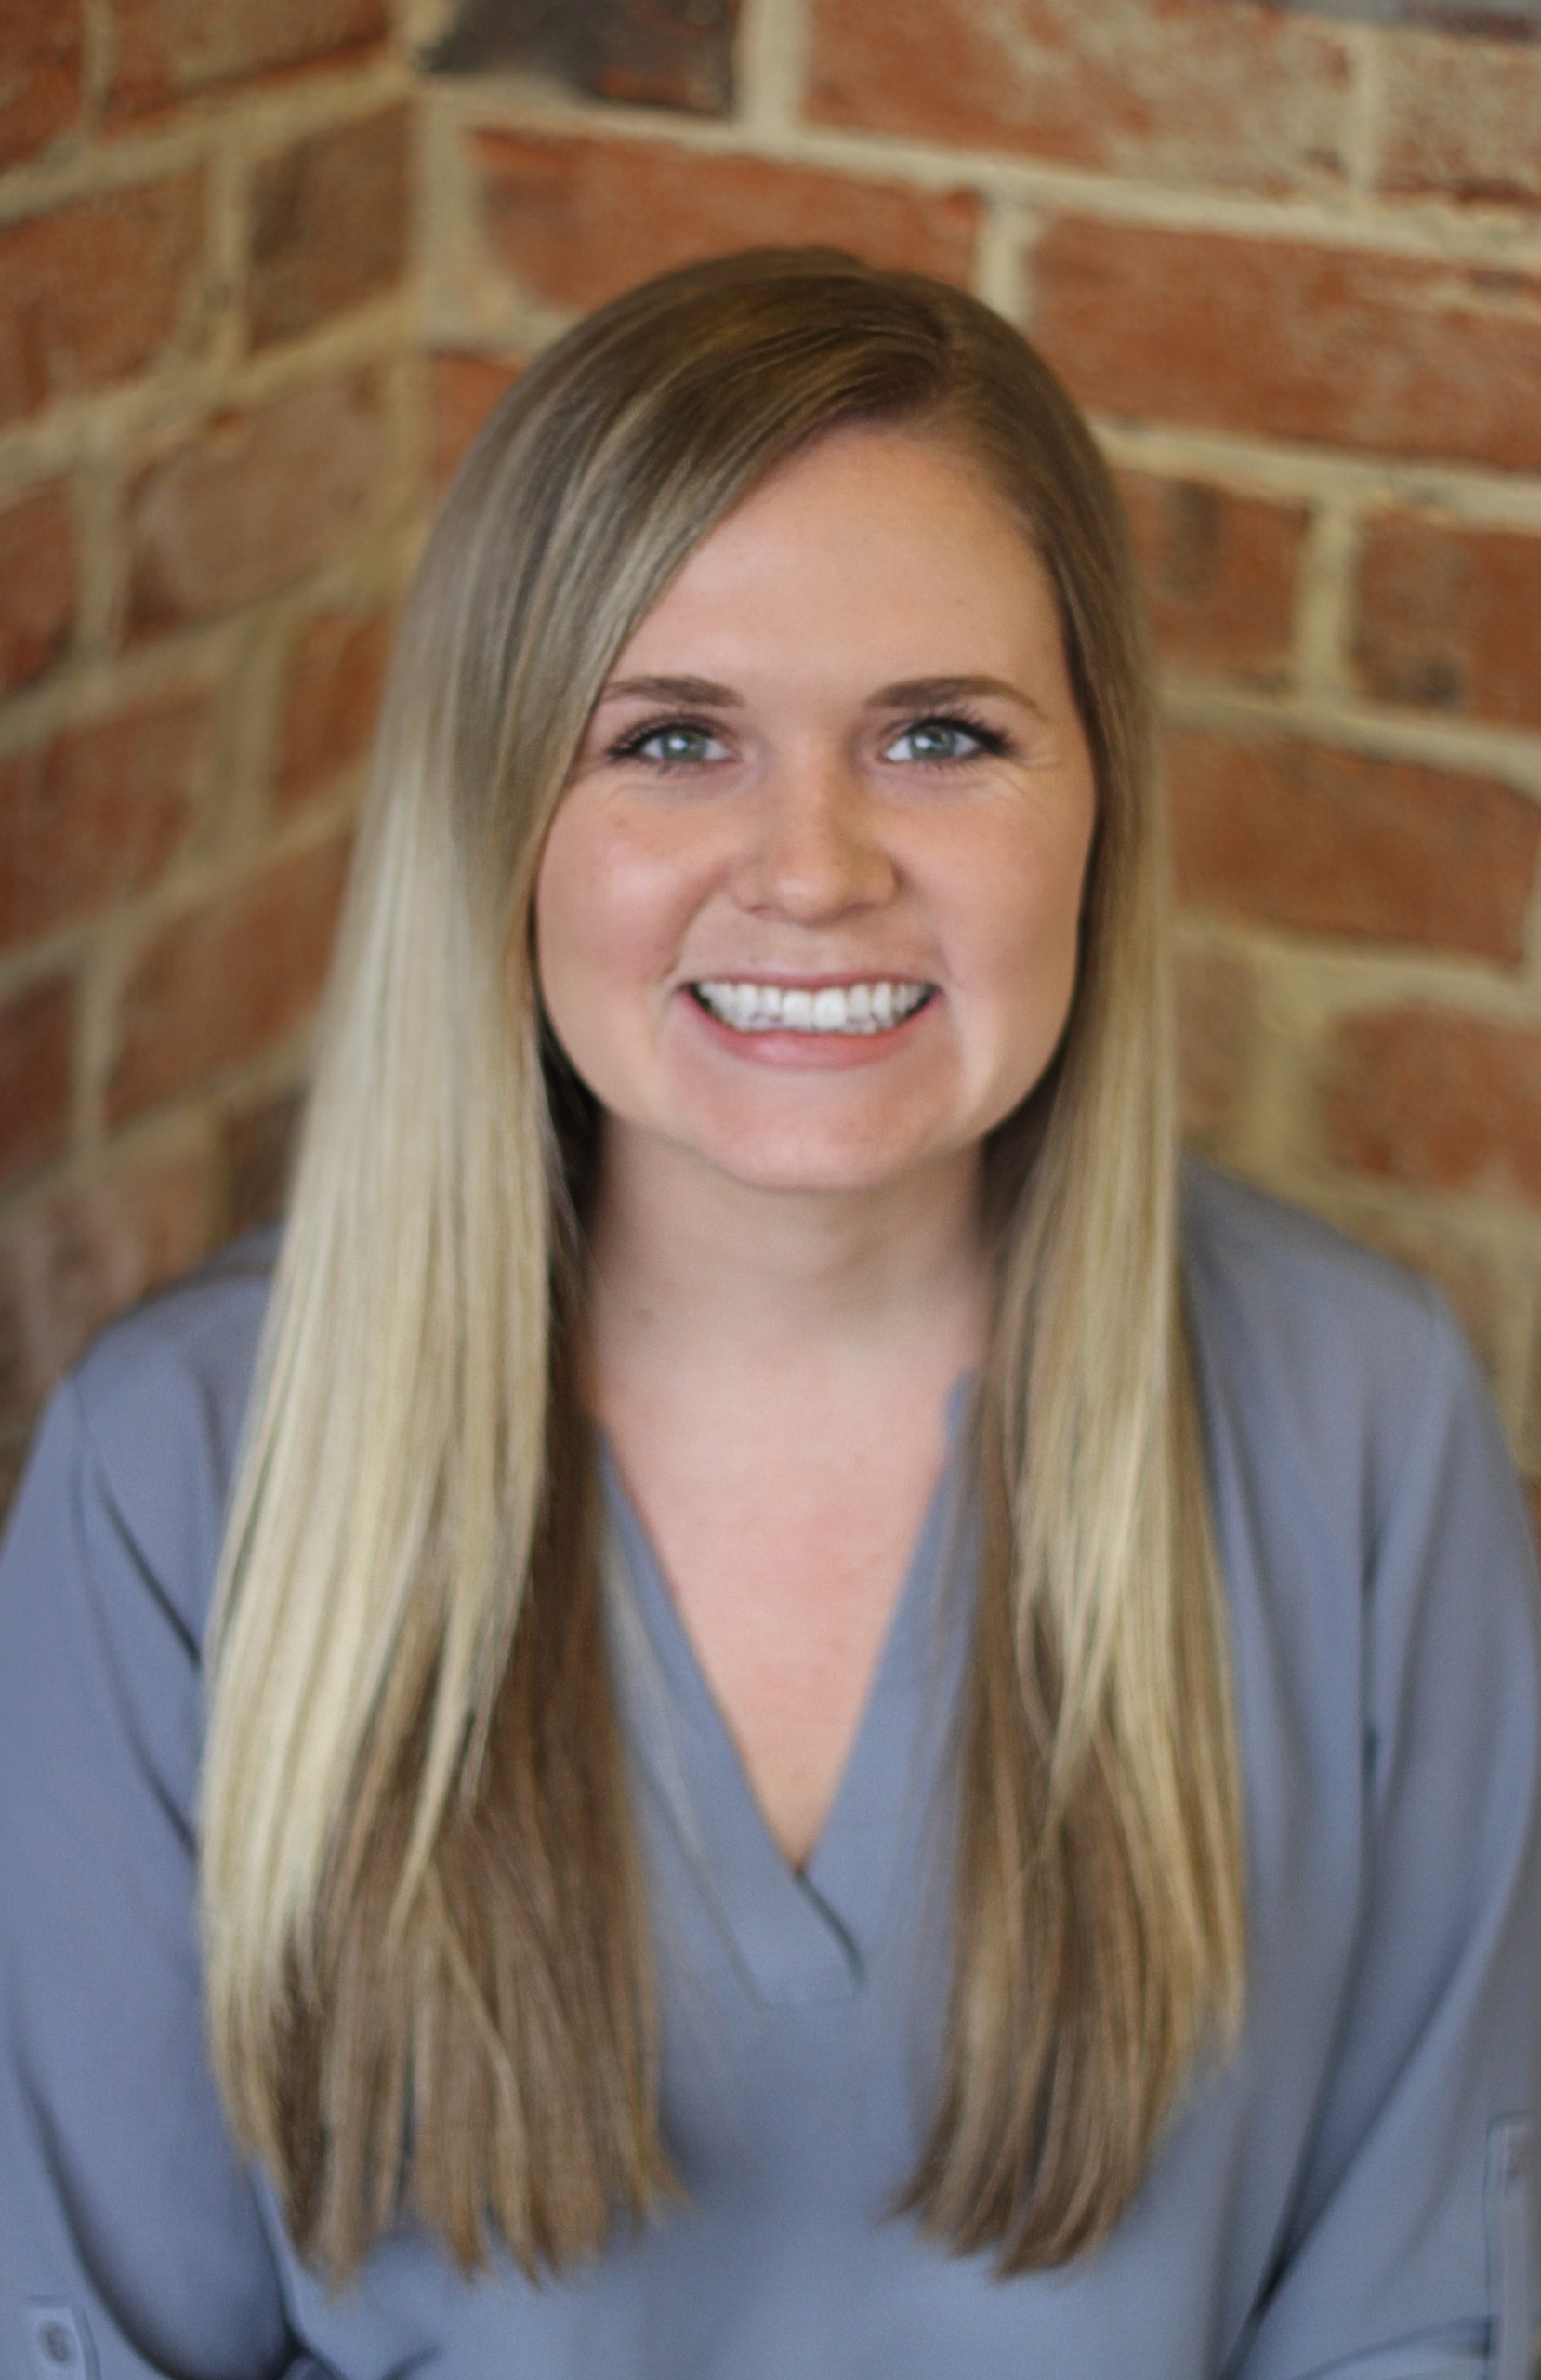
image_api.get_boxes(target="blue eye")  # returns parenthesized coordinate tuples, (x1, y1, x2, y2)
(884, 715, 1008, 764)
(614, 721, 730, 766)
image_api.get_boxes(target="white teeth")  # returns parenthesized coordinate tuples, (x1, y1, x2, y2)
(692, 980, 931, 1035)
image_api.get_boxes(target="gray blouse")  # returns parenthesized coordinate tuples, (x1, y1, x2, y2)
(2, 1163, 1538, 2379)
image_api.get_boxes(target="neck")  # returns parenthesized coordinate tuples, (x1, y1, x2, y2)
(586, 1128, 990, 1407)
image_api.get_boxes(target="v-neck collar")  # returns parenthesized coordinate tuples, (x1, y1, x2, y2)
(600, 1392, 976, 2010)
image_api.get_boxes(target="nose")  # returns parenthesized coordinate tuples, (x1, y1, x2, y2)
(728, 749, 896, 922)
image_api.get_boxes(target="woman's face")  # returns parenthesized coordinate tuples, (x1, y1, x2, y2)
(535, 427, 1098, 1202)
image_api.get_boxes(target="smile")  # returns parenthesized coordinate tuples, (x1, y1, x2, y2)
(691, 979, 933, 1035)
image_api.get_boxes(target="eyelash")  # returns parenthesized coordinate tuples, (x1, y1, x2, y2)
(889, 708, 1014, 764)
(605, 707, 1015, 770)
(606, 714, 726, 767)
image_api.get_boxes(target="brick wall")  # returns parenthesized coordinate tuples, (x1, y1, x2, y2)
(0, 0, 418, 1501)
(5, 0, 1541, 1529)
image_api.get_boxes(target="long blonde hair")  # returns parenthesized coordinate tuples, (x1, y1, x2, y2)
(199, 249, 1244, 2280)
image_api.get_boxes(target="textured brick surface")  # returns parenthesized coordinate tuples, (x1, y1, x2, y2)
(250, 103, 412, 350)
(1377, 33, 1541, 211)
(0, 977, 73, 1187)
(0, 0, 83, 168)
(125, 372, 388, 633)
(4, 0, 1541, 1509)
(107, 0, 389, 122)
(1324, 1010, 1541, 1205)
(1167, 727, 1540, 960)
(1118, 471, 1305, 683)
(0, 690, 207, 952)
(222, 1083, 303, 1235)
(430, 350, 520, 495)
(0, 1144, 213, 1420)
(1033, 217, 1541, 471)
(0, 174, 204, 425)
(1176, 946, 1255, 1142)
(108, 836, 351, 1122)
(1353, 516, 1541, 731)
(807, 0, 1352, 193)
(472, 130, 980, 313)
(276, 606, 392, 808)
(0, 482, 76, 696)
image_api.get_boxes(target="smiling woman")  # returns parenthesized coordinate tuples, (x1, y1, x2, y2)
(1, 252, 1537, 2380)
(536, 430, 1095, 1200)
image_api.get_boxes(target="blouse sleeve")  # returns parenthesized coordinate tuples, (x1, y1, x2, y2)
(1232, 1301, 1541, 2380)
(0, 1375, 305, 2380)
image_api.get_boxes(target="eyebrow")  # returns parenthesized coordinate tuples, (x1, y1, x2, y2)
(596, 671, 1048, 720)
(866, 674, 1048, 721)
(597, 674, 743, 707)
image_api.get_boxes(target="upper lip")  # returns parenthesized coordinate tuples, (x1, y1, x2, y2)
(686, 970, 934, 987)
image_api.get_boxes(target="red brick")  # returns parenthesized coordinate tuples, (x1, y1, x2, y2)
(0, 0, 82, 167)
(808, 0, 1351, 193)
(581, 0, 737, 113)
(0, 689, 206, 953)
(250, 104, 411, 350)
(0, 1426, 30, 1525)
(1176, 946, 1254, 1143)
(1352, 516, 1541, 733)
(1377, 33, 1541, 211)
(107, 0, 388, 122)
(0, 174, 204, 427)
(1323, 1008, 1541, 1205)
(222, 1082, 303, 1234)
(1032, 216, 1541, 473)
(430, 350, 520, 496)
(1168, 727, 1540, 961)
(276, 607, 392, 809)
(125, 372, 388, 634)
(1118, 471, 1304, 684)
(0, 974, 73, 1186)
(0, 1143, 212, 1420)
(472, 130, 980, 315)
(108, 836, 350, 1121)
(0, 481, 76, 695)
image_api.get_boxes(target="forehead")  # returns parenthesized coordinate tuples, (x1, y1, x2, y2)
(613, 426, 1063, 681)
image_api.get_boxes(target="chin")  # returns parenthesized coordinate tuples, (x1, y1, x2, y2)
(677, 1117, 956, 1199)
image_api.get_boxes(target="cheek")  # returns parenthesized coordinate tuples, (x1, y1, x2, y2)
(533, 800, 705, 1069)
(946, 805, 1092, 1028)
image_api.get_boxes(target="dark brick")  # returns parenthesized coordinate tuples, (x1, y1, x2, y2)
(249, 104, 411, 350)
(0, 974, 73, 1186)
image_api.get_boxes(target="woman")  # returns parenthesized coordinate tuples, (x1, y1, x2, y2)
(1, 250, 1536, 2378)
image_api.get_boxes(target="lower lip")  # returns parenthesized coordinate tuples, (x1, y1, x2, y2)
(679, 988, 937, 1069)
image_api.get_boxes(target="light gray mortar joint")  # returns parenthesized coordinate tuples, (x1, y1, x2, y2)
(1341, 24, 1386, 197)
(737, 0, 810, 136)
(974, 202, 1028, 320)
(80, 0, 114, 123)
(1296, 504, 1360, 699)
(1520, 847, 1541, 986)
(72, 455, 125, 660)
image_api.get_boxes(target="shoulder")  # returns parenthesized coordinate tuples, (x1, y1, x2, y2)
(54, 1228, 279, 1647)
(1180, 1156, 1442, 1395)
(1179, 1157, 1464, 1555)
(1179, 1152, 1455, 1503)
